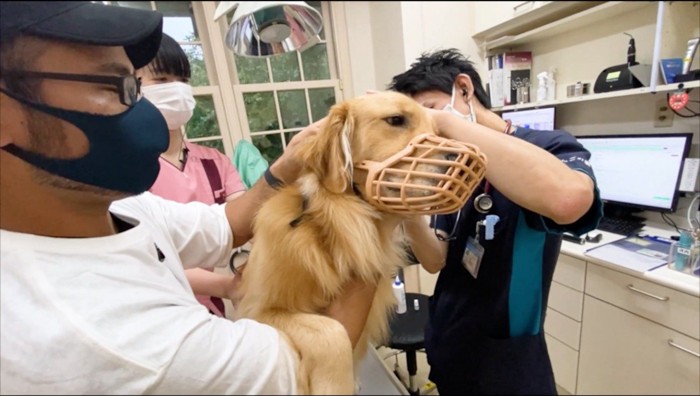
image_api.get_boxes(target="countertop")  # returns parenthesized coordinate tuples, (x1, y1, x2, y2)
(560, 221, 700, 297)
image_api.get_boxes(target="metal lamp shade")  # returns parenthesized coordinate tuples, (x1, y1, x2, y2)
(220, 1, 323, 58)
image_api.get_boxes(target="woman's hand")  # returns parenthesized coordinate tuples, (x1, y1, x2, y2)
(228, 264, 245, 308)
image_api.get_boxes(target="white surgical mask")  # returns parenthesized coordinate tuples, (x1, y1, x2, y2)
(142, 81, 196, 130)
(442, 84, 477, 123)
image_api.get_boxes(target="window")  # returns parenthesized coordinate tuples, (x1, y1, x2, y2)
(110, 1, 343, 163)
(224, 1, 341, 163)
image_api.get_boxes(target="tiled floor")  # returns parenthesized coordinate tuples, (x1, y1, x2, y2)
(376, 346, 568, 396)
(376, 346, 438, 395)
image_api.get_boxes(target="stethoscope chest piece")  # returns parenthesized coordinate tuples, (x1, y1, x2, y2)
(474, 193, 493, 214)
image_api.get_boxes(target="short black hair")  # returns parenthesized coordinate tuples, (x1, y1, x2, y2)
(146, 33, 191, 80)
(387, 48, 491, 109)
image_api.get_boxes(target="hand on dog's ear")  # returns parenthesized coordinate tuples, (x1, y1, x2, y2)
(275, 118, 326, 184)
(299, 103, 354, 194)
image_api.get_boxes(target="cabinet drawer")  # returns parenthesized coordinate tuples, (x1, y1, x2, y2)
(554, 254, 586, 292)
(545, 307, 581, 350)
(548, 281, 584, 321)
(578, 295, 700, 395)
(585, 263, 700, 339)
(545, 333, 578, 395)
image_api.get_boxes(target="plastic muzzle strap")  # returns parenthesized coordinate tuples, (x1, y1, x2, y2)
(355, 133, 487, 215)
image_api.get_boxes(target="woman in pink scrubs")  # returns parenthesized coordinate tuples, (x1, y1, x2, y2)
(138, 34, 246, 318)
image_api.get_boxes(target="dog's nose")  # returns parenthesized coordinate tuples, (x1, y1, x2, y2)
(445, 153, 458, 162)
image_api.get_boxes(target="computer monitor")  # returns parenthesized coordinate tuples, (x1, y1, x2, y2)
(576, 133, 693, 213)
(501, 107, 556, 130)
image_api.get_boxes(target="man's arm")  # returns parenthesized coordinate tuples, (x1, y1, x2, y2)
(223, 120, 325, 248)
(402, 216, 448, 274)
(429, 109, 595, 225)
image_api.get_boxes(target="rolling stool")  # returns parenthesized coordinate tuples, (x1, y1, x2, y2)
(387, 291, 430, 396)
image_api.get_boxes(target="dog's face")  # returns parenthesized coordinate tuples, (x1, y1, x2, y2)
(300, 91, 454, 199)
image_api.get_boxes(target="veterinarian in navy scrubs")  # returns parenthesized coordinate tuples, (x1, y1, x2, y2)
(391, 49, 603, 395)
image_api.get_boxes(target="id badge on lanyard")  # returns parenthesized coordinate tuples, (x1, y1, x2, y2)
(462, 181, 499, 278)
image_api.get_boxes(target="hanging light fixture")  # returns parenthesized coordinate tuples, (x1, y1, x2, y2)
(213, 1, 323, 58)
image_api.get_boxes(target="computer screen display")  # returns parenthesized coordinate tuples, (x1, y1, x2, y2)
(501, 107, 555, 130)
(576, 133, 693, 212)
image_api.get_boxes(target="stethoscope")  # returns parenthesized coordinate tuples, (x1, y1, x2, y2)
(473, 180, 493, 214)
(431, 180, 494, 241)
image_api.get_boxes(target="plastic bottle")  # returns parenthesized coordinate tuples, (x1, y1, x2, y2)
(536, 72, 547, 102)
(546, 69, 557, 101)
(392, 275, 407, 314)
(675, 229, 693, 272)
(691, 241, 700, 276)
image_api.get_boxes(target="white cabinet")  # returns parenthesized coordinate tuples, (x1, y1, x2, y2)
(546, 256, 700, 395)
(544, 253, 586, 394)
(472, 2, 520, 35)
(578, 295, 699, 395)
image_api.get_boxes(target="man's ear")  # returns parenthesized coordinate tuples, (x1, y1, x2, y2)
(455, 73, 475, 103)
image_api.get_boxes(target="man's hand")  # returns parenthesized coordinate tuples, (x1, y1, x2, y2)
(269, 117, 327, 185)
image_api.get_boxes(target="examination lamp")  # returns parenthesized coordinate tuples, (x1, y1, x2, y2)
(213, 1, 323, 58)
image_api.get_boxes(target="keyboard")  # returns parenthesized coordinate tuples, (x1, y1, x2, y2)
(596, 216, 645, 236)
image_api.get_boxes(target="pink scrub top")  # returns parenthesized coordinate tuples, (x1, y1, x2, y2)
(150, 142, 246, 205)
(150, 141, 246, 317)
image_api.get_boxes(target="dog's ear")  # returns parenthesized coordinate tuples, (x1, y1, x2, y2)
(300, 102, 354, 194)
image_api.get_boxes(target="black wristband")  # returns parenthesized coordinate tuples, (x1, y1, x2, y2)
(264, 167, 284, 189)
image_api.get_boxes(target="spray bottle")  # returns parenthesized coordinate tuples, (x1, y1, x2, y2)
(392, 274, 407, 314)
(536, 72, 548, 102)
(547, 69, 557, 101)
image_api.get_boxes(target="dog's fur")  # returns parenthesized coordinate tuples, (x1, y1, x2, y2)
(234, 91, 445, 394)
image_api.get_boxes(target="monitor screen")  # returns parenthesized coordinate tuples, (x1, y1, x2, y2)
(501, 107, 555, 130)
(576, 133, 693, 212)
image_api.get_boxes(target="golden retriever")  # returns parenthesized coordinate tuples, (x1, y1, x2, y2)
(233, 91, 471, 394)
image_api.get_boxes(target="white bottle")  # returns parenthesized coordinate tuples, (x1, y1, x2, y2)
(546, 70, 557, 101)
(392, 275, 407, 314)
(536, 72, 548, 102)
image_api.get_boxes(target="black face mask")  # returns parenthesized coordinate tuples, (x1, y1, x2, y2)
(1, 88, 169, 194)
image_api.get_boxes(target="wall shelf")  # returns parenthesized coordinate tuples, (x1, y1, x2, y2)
(472, 1, 603, 43)
(482, 1, 653, 52)
(493, 80, 699, 112)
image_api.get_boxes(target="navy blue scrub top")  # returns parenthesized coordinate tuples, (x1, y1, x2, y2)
(425, 127, 603, 394)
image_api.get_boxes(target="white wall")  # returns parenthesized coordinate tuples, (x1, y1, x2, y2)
(342, 1, 479, 97)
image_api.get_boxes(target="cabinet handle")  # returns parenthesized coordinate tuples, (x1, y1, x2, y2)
(626, 284, 669, 301)
(668, 339, 700, 358)
(513, 1, 534, 13)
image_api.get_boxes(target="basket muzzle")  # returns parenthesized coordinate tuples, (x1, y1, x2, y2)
(355, 133, 487, 215)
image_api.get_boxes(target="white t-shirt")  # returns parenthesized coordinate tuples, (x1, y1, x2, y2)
(0, 192, 297, 395)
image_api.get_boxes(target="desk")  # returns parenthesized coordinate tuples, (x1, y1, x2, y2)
(548, 221, 700, 395)
(561, 222, 699, 296)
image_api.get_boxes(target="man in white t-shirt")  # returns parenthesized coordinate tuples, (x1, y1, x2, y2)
(0, 2, 376, 394)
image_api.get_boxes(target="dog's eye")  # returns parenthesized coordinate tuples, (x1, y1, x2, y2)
(385, 115, 406, 127)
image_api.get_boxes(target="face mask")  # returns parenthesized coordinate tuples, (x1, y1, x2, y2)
(141, 82, 196, 130)
(0, 88, 169, 194)
(442, 84, 477, 123)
